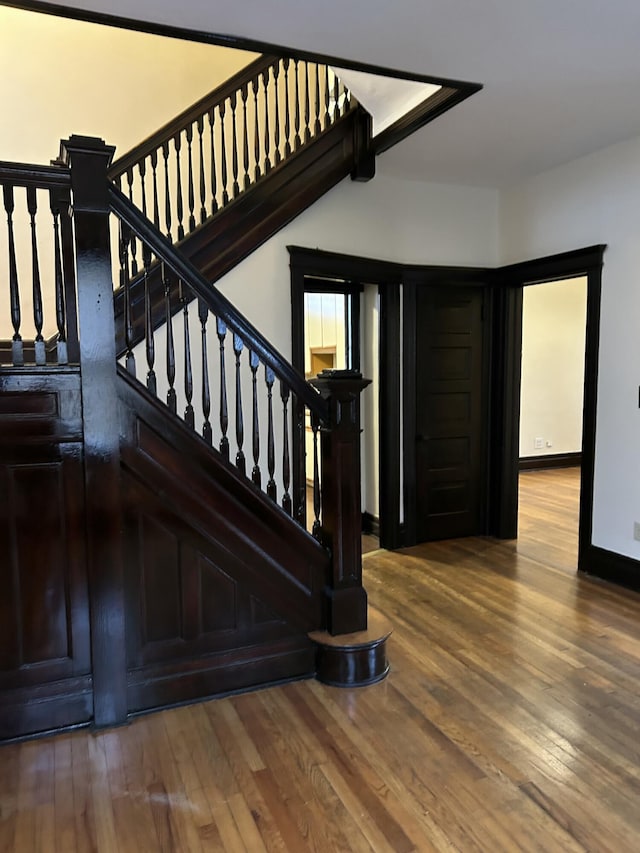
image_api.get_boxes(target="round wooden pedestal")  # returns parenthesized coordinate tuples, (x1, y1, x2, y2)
(309, 607, 392, 687)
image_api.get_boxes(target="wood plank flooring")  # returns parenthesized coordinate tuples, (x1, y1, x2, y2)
(4, 468, 640, 851)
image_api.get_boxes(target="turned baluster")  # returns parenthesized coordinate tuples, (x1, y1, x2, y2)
(273, 61, 282, 165)
(162, 262, 177, 414)
(198, 298, 212, 445)
(323, 66, 332, 129)
(142, 242, 156, 395)
(162, 141, 172, 239)
(217, 317, 229, 459)
(119, 221, 135, 376)
(250, 350, 261, 487)
(241, 83, 251, 189)
(252, 76, 262, 181)
(265, 365, 277, 501)
(311, 410, 322, 539)
(314, 63, 322, 136)
(26, 187, 45, 365)
(283, 58, 292, 157)
(185, 123, 196, 233)
(126, 169, 138, 276)
(174, 133, 185, 240)
(180, 280, 194, 429)
(138, 159, 147, 219)
(334, 75, 341, 121)
(208, 107, 219, 215)
(262, 68, 271, 174)
(3, 185, 22, 365)
(294, 59, 302, 149)
(49, 189, 67, 364)
(281, 382, 292, 515)
(150, 150, 160, 229)
(233, 333, 246, 474)
(219, 101, 229, 206)
(196, 116, 207, 224)
(230, 92, 240, 197)
(304, 62, 311, 142)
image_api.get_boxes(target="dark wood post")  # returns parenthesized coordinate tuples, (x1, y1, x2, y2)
(60, 135, 128, 728)
(310, 369, 371, 635)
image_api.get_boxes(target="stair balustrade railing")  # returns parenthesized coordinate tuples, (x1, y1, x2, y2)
(0, 160, 78, 366)
(108, 55, 356, 247)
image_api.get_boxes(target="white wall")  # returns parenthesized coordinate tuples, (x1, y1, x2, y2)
(501, 133, 640, 559)
(519, 277, 587, 458)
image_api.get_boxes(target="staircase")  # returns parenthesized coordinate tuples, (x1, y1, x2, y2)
(0, 56, 377, 742)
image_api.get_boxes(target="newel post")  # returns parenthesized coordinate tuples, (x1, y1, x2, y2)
(60, 135, 128, 728)
(310, 369, 371, 635)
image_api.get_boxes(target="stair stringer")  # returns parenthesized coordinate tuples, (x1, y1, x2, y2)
(118, 368, 328, 712)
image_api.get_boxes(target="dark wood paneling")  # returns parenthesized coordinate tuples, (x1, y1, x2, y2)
(0, 369, 92, 740)
(580, 545, 640, 590)
(379, 282, 402, 549)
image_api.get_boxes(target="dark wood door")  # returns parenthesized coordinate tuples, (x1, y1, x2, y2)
(414, 285, 487, 541)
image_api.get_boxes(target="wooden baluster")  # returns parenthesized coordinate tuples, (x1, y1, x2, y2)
(208, 107, 219, 215)
(119, 220, 135, 376)
(217, 317, 229, 459)
(150, 150, 160, 229)
(265, 365, 277, 501)
(311, 410, 322, 539)
(197, 115, 207, 224)
(314, 63, 322, 135)
(49, 188, 67, 365)
(185, 123, 196, 232)
(198, 298, 213, 444)
(304, 61, 311, 143)
(180, 280, 195, 429)
(273, 61, 282, 165)
(281, 382, 292, 515)
(142, 241, 156, 395)
(138, 159, 147, 219)
(334, 74, 341, 121)
(162, 140, 172, 239)
(230, 92, 240, 197)
(324, 65, 332, 129)
(241, 83, 251, 189)
(126, 169, 138, 276)
(294, 59, 302, 149)
(250, 350, 261, 487)
(162, 262, 177, 414)
(174, 133, 185, 240)
(233, 333, 246, 475)
(252, 76, 261, 181)
(283, 58, 292, 157)
(4, 184, 22, 366)
(262, 68, 271, 174)
(219, 101, 229, 206)
(26, 186, 45, 365)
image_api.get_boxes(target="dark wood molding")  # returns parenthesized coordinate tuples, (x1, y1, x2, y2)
(362, 511, 380, 537)
(309, 607, 391, 687)
(401, 275, 417, 547)
(519, 452, 582, 471)
(498, 245, 607, 285)
(378, 282, 402, 550)
(288, 245, 403, 283)
(579, 545, 640, 591)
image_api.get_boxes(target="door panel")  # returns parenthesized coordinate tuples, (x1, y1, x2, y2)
(415, 285, 487, 541)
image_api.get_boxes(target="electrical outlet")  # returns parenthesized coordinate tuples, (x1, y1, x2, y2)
(634, 522, 640, 542)
(534, 437, 544, 449)
(546, 440, 553, 447)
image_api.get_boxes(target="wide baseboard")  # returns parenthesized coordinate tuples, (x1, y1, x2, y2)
(519, 452, 581, 471)
(579, 544, 640, 591)
(362, 511, 380, 537)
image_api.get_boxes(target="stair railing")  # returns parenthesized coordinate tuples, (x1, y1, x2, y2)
(108, 55, 356, 247)
(0, 160, 78, 366)
(109, 180, 369, 634)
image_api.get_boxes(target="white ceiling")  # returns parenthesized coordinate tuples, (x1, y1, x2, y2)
(36, 0, 640, 187)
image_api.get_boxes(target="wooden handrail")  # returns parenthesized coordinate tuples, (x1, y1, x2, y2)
(108, 183, 328, 420)
(0, 161, 70, 188)
(109, 55, 277, 178)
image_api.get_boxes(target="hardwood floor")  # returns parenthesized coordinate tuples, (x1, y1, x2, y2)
(4, 468, 640, 852)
